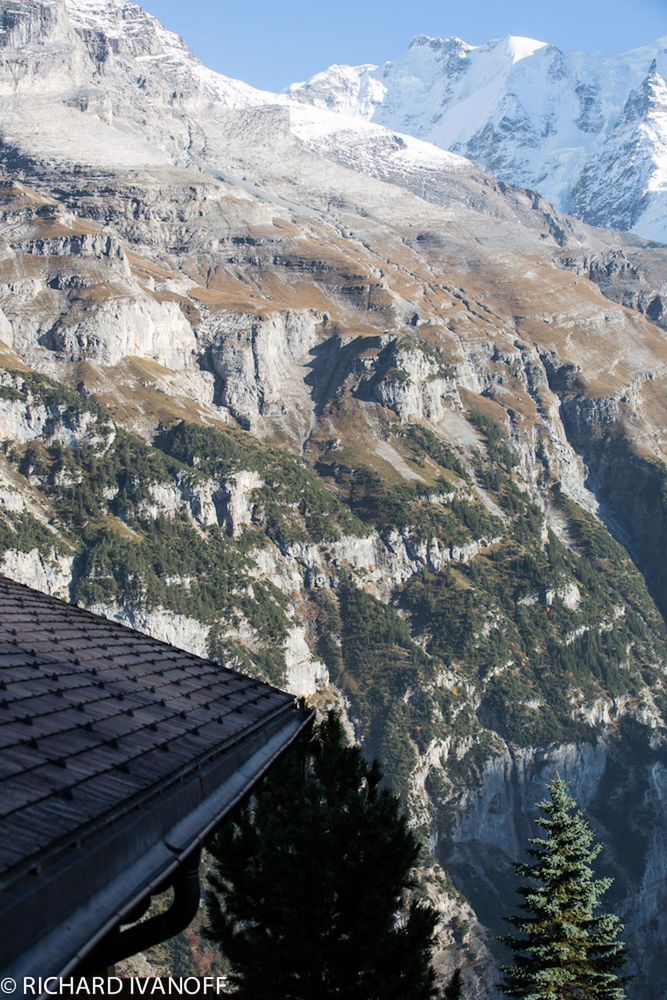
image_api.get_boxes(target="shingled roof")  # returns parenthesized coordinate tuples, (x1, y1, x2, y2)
(0, 574, 309, 982)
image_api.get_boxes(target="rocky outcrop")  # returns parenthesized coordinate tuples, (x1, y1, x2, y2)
(40, 297, 197, 368)
(1, 545, 73, 599)
(557, 392, 667, 621)
(558, 248, 667, 334)
(369, 340, 459, 423)
(88, 601, 210, 658)
(283, 625, 329, 696)
(0, 375, 111, 448)
(209, 310, 324, 436)
(145, 477, 221, 527)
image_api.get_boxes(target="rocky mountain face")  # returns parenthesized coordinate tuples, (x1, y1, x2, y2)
(0, 1, 665, 994)
(287, 33, 667, 243)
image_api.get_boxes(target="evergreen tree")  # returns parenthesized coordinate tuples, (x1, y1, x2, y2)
(205, 710, 440, 999)
(444, 968, 463, 999)
(501, 777, 627, 999)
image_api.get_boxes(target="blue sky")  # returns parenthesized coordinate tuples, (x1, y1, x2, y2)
(142, 0, 666, 92)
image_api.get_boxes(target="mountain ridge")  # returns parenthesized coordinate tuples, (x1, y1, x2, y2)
(287, 32, 667, 243)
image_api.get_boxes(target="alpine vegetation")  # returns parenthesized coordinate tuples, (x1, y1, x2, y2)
(205, 711, 440, 1000)
(501, 778, 627, 999)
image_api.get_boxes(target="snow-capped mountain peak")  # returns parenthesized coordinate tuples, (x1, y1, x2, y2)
(3, 0, 667, 242)
(288, 34, 667, 242)
(497, 34, 549, 63)
(0, 0, 271, 109)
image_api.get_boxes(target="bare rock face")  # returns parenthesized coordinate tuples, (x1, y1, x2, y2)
(219, 470, 264, 537)
(558, 388, 667, 621)
(1, 546, 73, 598)
(283, 626, 329, 696)
(88, 602, 211, 659)
(209, 310, 324, 434)
(557, 246, 667, 337)
(43, 296, 196, 367)
(370, 339, 459, 423)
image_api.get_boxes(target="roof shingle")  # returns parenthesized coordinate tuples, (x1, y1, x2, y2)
(0, 574, 295, 881)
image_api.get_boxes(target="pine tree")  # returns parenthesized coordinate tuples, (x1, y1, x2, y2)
(501, 777, 627, 999)
(444, 968, 463, 999)
(205, 710, 440, 1000)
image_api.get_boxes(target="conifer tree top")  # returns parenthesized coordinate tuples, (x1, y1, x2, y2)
(501, 777, 628, 1000)
(204, 710, 442, 999)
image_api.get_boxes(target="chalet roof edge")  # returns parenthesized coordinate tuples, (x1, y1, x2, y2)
(0, 573, 270, 689)
(0, 572, 313, 983)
